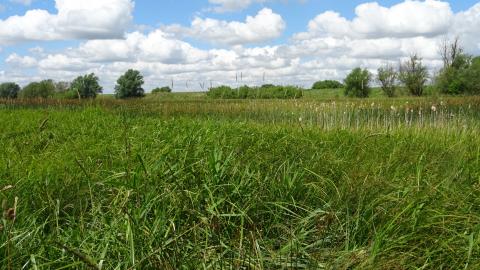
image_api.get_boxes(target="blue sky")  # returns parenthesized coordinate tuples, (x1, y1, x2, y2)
(1, 0, 480, 91)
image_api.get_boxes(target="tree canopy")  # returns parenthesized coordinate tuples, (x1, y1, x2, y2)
(115, 69, 145, 99)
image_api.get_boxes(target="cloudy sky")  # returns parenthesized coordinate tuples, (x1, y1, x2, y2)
(0, 0, 479, 92)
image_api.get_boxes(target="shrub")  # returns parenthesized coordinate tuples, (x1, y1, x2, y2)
(70, 73, 103, 99)
(399, 55, 429, 96)
(19, 80, 55, 99)
(312, 80, 344, 90)
(377, 64, 398, 97)
(344, 68, 371, 98)
(115, 69, 145, 99)
(0, 82, 21, 99)
(207, 86, 236, 99)
(151, 86, 172, 94)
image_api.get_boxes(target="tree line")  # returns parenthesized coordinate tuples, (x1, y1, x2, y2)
(312, 38, 480, 98)
(0, 69, 147, 100)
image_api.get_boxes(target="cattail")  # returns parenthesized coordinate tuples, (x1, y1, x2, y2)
(431, 105, 437, 112)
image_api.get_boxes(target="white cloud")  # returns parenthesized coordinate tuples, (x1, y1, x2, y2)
(5, 53, 37, 68)
(166, 8, 285, 45)
(296, 0, 453, 40)
(0, 0, 134, 44)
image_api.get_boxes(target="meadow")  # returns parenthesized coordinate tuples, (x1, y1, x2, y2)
(1, 91, 480, 269)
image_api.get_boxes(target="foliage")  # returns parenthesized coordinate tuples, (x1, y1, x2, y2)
(463, 56, 480, 94)
(114, 69, 145, 99)
(18, 80, 55, 99)
(344, 68, 372, 98)
(151, 86, 172, 94)
(399, 55, 429, 96)
(207, 85, 303, 99)
(70, 73, 103, 99)
(312, 80, 344, 90)
(0, 82, 21, 99)
(436, 52, 480, 95)
(377, 64, 398, 97)
(54, 81, 71, 93)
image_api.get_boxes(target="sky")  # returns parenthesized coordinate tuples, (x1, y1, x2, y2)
(0, 0, 480, 92)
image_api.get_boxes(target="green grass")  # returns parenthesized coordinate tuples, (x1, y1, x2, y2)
(1, 96, 480, 269)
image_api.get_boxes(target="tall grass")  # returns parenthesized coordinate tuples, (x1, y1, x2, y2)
(0, 96, 479, 269)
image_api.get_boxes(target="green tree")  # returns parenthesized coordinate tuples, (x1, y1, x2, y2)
(435, 38, 471, 95)
(377, 64, 398, 97)
(151, 86, 172, 94)
(70, 73, 103, 99)
(19, 80, 55, 99)
(312, 80, 344, 90)
(399, 55, 429, 96)
(115, 69, 145, 99)
(463, 56, 480, 95)
(0, 82, 21, 99)
(344, 68, 371, 98)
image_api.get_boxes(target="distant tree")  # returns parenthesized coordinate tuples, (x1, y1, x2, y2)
(439, 37, 463, 69)
(0, 82, 21, 99)
(70, 73, 103, 99)
(435, 38, 473, 95)
(115, 69, 145, 99)
(463, 56, 480, 95)
(19, 80, 55, 99)
(399, 55, 429, 96)
(312, 80, 344, 90)
(344, 68, 371, 98)
(377, 64, 398, 97)
(260, 84, 275, 89)
(151, 86, 172, 94)
(54, 81, 71, 93)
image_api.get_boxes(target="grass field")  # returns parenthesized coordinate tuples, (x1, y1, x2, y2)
(1, 93, 480, 269)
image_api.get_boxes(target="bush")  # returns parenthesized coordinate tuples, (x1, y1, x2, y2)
(399, 55, 429, 96)
(19, 80, 55, 99)
(344, 68, 372, 98)
(312, 80, 344, 90)
(151, 86, 172, 94)
(0, 82, 21, 99)
(207, 85, 303, 99)
(70, 73, 103, 99)
(206, 86, 237, 99)
(115, 69, 145, 99)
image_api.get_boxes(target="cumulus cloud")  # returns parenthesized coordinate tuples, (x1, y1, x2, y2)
(5, 53, 37, 68)
(0, 0, 134, 44)
(165, 8, 286, 45)
(296, 0, 453, 40)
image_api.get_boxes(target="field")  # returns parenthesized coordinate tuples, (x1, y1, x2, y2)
(1, 92, 480, 269)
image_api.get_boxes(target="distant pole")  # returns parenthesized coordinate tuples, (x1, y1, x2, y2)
(171, 79, 174, 89)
